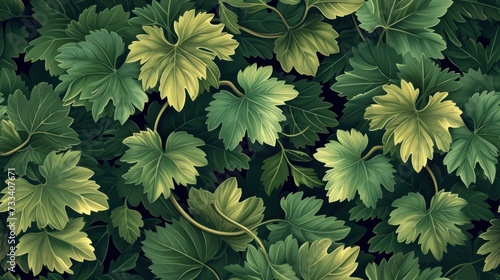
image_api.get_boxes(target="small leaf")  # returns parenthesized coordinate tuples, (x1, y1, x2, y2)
(0, 0, 24, 21)
(108, 253, 139, 274)
(451, 183, 494, 221)
(110, 205, 144, 244)
(366, 252, 446, 280)
(306, 0, 364, 19)
(261, 150, 289, 195)
(289, 165, 323, 188)
(219, 2, 240, 34)
(478, 219, 500, 271)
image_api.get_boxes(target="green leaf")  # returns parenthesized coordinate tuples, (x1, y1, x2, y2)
(267, 192, 350, 244)
(388, 191, 469, 260)
(289, 165, 323, 189)
(305, 0, 364, 19)
(364, 80, 465, 172)
(452, 183, 494, 221)
(235, 33, 274, 59)
(283, 78, 338, 148)
(126, 10, 238, 111)
(142, 218, 221, 279)
(206, 64, 299, 150)
(0, 69, 28, 117)
(188, 177, 265, 251)
(274, 15, 339, 76)
(368, 221, 408, 254)
(55, 30, 147, 124)
(110, 204, 144, 244)
(314, 129, 396, 208)
(444, 0, 500, 21)
(0, 0, 24, 21)
(298, 239, 360, 280)
(0, 120, 22, 154)
(261, 150, 289, 195)
(5, 83, 80, 175)
(444, 91, 500, 186)
(108, 253, 138, 274)
(349, 199, 391, 222)
(331, 42, 402, 99)
(356, 0, 452, 58)
(365, 252, 446, 280)
(201, 130, 250, 173)
(0, 20, 28, 70)
(0, 151, 109, 233)
(454, 69, 500, 106)
(478, 219, 500, 271)
(16, 218, 96, 275)
(121, 129, 208, 202)
(219, 2, 240, 34)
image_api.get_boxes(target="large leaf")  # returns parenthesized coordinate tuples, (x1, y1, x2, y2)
(356, 0, 452, 58)
(55, 30, 147, 124)
(142, 219, 221, 279)
(206, 64, 299, 150)
(444, 91, 500, 186)
(16, 218, 96, 275)
(0, 0, 24, 21)
(298, 239, 360, 280)
(110, 204, 144, 244)
(478, 219, 500, 271)
(0, 151, 109, 234)
(388, 191, 469, 260)
(274, 15, 339, 76)
(126, 10, 238, 111)
(267, 192, 350, 244)
(121, 129, 207, 202)
(188, 177, 265, 251)
(305, 0, 364, 19)
(365, 252, 446, 280)
(314, 129, 396, 208)
(364, 80, 465, 172)
(454, 69, 500, 106)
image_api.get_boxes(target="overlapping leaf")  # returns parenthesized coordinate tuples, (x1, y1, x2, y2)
(365, 80, 465, 172)
(0, 68, 27, 117)
(0, 151, 109, 234)
(206, 64, 299, 150)
(126, 10, 238, 111)
(478, 219, 500, 271)
(305, 0, 364, 19)
(365, 252, 446, 280)
(314, 129, 396, 208)
(0, 0, 24, 21)
(388, 191, 469, 260)
(110, 204, 144, 244)
(121, 129, 207, 202)
(0, 20, 28, 70)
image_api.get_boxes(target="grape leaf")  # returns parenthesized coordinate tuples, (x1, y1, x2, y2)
(126, 10, 238, 111)
(478, 219, 500, 271)
(267, 192, 350, 244)
(0, 0, 24, 21)
(452, 183, 494, 221)
(444, 91, 500, 186)
(388, 191, 469, 260)
(364, 80, 465, 172)
(274, 15, 339, 76)
(55, 30, 147, 125)
(142, 219, 221, 279)
(298, 239, 360, 280)
(0, 151, 109, 234)
(454, 69, 500, 106)
(5, 83, 80, 176)
(356, 0, 452, 58)
(314, 129, 396, 208)
(16, 218, 96, 275)
(110, 204, 144, 244)
(305, 0, 364, 20)
(366, 252, 446, 280)
(121, 129, 208, 202)
(188, 177, 265, 251)
(206, 64, 299, 150)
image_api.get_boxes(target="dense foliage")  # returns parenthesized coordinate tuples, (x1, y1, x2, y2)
(0, 0, 499, 279)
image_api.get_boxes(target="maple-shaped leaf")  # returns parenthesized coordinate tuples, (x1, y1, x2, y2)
(444, 91, 500, 186)
(314, 129, 396, 208)
(452, 183, 494, 221)
(267, 192, 350, 244)
(298, 239, 360, 280)
(188, 177, 265, 251)
(365, 252, 446, 280)
(478, 219, 500, 271)
(55, 30, 148, 125)
(121, 129, 208, 202)
(4, 83, 80, 176)
(0, 68, 27, 117)
(0, 151, 109, 234)
(0, 0, 24, 21)
(388, 191, 469, 260)
(364, 80, 465, 172)
(126, 10, 238, 111)
(142, 218, 221, 279)
(16, 218, 96, 275)
(356, 0, 452, 58)
(110, 204, 144, 244)
(305, 0, 364, 19)
(454, 68, 500, 106)
(274, 15, 339, 76)
(206, 64, 299, 150)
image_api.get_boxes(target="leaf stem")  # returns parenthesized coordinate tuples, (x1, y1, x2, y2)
(280, 125, 310, 138)
(219, 80, 245, 97)
(424, 164, 439, 193)
(352, 14, 366, 43)
(291, 5, 310, 29)
(443, 257, 486, 278)
(154, 101, 169, 131)
(238, 25, 283, 39)
(377, 28, 386, 47)
(169, 195, 248, 237)
(266, 5, 291, 29)
(361, 145, 384, 160)
(0, 135, 31, 157)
